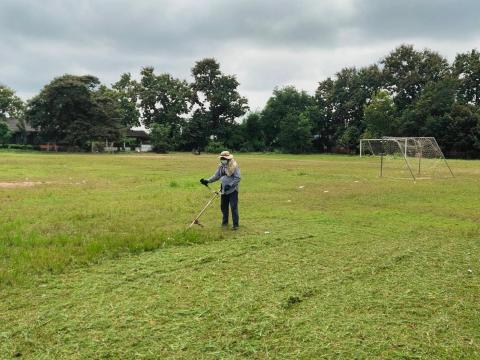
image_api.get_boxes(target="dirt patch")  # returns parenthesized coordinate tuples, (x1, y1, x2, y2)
(0, 181, 46, 188)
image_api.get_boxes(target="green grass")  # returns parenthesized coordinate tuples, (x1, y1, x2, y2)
(1, 151, 479, 358)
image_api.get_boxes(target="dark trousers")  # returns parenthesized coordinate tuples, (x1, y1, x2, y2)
(221, 191, 239, 227)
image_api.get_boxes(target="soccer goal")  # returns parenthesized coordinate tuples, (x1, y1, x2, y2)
(359, 137, 454, 180)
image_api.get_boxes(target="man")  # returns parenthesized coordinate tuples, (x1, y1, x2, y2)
(200, 151, 241, 230)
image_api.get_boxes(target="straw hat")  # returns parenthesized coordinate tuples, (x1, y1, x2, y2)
(218, 150, 234, 160)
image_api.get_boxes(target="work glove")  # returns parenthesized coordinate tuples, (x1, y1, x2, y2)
(200, 178, 209, 186)
(223, 185, 231, 192)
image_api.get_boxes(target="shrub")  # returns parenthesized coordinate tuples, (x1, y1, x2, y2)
(6, 144, 35, 150)
(205, 139, 225, 154)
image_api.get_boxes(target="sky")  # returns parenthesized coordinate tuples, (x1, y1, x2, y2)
(1, 0, 479, 111)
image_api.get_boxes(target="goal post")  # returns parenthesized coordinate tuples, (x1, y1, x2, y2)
(359, 137, 454, 180)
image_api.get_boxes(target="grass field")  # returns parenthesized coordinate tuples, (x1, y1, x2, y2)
(1, 151, 479, 359)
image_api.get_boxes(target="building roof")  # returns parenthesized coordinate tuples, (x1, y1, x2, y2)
(127, 129, 150, 139)
(4, 118, 36, 133)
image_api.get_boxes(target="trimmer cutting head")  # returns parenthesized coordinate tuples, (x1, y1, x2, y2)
(192, 219, 203, 227)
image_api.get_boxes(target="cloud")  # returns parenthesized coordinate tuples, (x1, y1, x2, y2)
(1, 0, 479, 111)
(355, 0, 480, 41)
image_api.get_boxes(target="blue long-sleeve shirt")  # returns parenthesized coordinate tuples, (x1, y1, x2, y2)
(207, 164, 241, 195)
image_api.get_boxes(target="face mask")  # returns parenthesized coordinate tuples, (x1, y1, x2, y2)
(220, 159, 228, 165)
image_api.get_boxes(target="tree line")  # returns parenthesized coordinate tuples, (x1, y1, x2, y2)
(1, 44, 479, 157)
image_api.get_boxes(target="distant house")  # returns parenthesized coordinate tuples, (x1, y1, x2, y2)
(4, 118, 38, 144)
(127, 129, 149, 144)
(100, 129, 151, 152)
(126, 129, 151, 152)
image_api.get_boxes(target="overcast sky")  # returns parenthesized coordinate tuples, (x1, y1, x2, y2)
(1, 0, 479, 111)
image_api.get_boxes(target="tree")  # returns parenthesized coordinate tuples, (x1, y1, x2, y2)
(261, 86, 313, 149)
(112, 73, 141, 128)
(313, 78, 336, 152)
(278, 112, 313, 153)
(180, 110, 210, 152)
(90, 85, 125, 143)
(150, 123, 172, 153)
(0, 85, 24, 121)
(222, 122, 246, 151)
(357, 65, 384, 103)
(393, 76, 480, 157)
(416, 77, 457, 138)
(337, 125, 361, 153)
(0, 85, 25, 144)
(240, 112, 265, 151)
(363, 91, 397, 137)
(331, 67, 363, 129)
(191, 58, 248, 144)
(400, 77, 457, 136)
(139, 67, 191, 127)
(382, 45, 450, 111)
(0, 122, 11, 144)
(323, 66, 383, 152)
(416, 78, 457, 119)
(453, 49, 480, 106)
(26, 75, 123, 148)
(447, 104, 480, 157)
(138, 67, 191, 148)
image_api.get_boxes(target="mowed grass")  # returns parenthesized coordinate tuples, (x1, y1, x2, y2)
(1, 151, 479, 359)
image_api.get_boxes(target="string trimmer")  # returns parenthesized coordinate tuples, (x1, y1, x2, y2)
(187, 183, 222, 229)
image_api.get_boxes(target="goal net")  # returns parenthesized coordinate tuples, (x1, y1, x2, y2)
(360, 137, 454, 180)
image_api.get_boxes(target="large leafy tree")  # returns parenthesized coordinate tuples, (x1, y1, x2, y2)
(331, 67, 362, 129)
(317, 65, 383, 152)
(399, 77, 457, 137)
(0, 122, 10, 144)
(363, 91, 397, 138)
(90, 85, 125, 142)
(222, 122, 246, 151)
(26, 75, 123, 148)
(112, 73, 141, 129)
(382, 45, 450, 111)
(394, 76, 480, 158)
(357, 65, 384, 102)
(150, 123, 172, 153)
(191, 58, 248, 145)
(138, 67, 191, 146)
(313, 78, 336, 152)
(0, 85, 25, 143)
(240, 112, 265, 151)
(261, 86, 313, 149)
(278, 112, 313, 153)
(0, 85, 24, 121)
(447, 104, 480, 157)
(181, 110, 210, 152)
(415, 78, 457, 133)
(453, 49, 480, 106)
